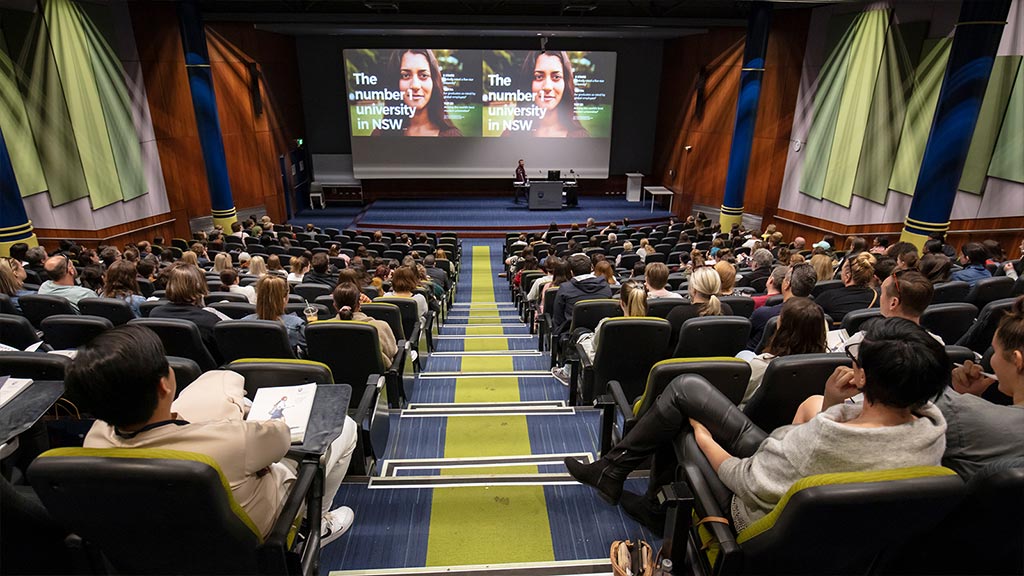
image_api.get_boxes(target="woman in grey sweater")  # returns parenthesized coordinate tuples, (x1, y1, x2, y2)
(566, 317, 948, 533)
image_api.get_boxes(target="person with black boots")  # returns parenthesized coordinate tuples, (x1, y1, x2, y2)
(564, 317, 949, 534)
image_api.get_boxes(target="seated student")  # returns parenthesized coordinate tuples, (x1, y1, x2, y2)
(384, 265, 429, 318)
(814, 251, 878, 323)
(565, 318, 947, 532)
(221, 268, 257, 305)
(737, 297, 826, 404)
(937, 295, 1024, 478)
(551, 254, 614, 337)
(665, 266, 733, 349)
(736, 248, 773, 288)
(242, 275, 307, 353)
(577, 281, 647, 363)
(37, 254, 97, 312)
(68, 325, 357, 545)
(840, 269, 943, 349)
(150, 263, 228, 360)
(950, 242, 993, 287)
(751, 265, 786, 310)
(304, 253, 339, 289)
(644, 262, 682, 300)
(100, 260, 147, 318)
(333, 283, 397, 366)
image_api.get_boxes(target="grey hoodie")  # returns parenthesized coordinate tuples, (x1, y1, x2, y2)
(718, 402, 946, 532)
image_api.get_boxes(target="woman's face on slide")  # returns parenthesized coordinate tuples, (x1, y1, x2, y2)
(532, 53, 565, 110)
(399, 52, 433, 111)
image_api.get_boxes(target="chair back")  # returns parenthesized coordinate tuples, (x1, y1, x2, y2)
(618, 253, 641, 270)
(40, 315, 113, 350)
(293, 283, 332, 301)
(749, 276, 769, 294)
(633, 358, 751, 418)
(720, 296, 755, 318)
(647, 298, 689, 319)
(374, 297, 420, 341)
(19, 294, 78, 328)
(0, 313, 41, 350)
(732, 467, 964, 575)
(568, 299, 622, 333)
(920, 303, 977, 346)
(0, 351, 70, 380)
(214, 320, 295, 362)
(139, 300, 168, 317)
(942, 345, 977, 368)
(0, 293, 16, 315)
(586, 318, 670, 403)
(208, 302, 258, 320)
(744, 353, 851, 432)
(227, 358, 333, 398)
(956, 297, 1016, 353)
(206, 291, 250, 304)
(674, 316, 751, 358)
(930, 280, 970, 304)
(78, 298, 135, 325)
(840, 307, 882, 335)
(29, 448, 261, 574)
(167, 356, 202, 395)
(306, 321, 384, 401)
(128, 318, 217, 372)
(810, 279, 844, 298)
(899, 460, 1024, 575)
(361, 303, 405, 344)
(965, 276, 1014, 309)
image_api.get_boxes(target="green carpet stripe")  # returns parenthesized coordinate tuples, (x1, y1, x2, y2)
(426, 245, 555, 567)
(464, 338, 513, 352)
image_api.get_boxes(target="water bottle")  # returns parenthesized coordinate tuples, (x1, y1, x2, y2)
(652, 558, 673, 575)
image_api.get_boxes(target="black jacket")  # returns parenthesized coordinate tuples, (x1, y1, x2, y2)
(425, 266, 450, 291)
(551, 276, 613, 335)
(736, 265, 771, 288)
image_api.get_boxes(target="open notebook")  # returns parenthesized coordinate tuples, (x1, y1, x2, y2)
(246, 384, 317, 443)
(0, 377, 33, 410)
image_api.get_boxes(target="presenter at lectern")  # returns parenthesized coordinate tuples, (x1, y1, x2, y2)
(515, 159, 528, 183)
(514, 159, 528, 204)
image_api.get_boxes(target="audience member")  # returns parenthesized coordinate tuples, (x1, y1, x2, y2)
(551, 254, 613, 337)
(100, 260, 147, 318)
(242, 275, 306, 353)
(0, 257, 32, 312)
(247, 256, 268, 278)
(333, 283, 397, 366)
(385, 265, 428, 317)
(577, 281, 647, 363)
(37, 255, 97, 312)
(665, 266, 733, 348)
(288, 256, 310, 283)
(220, 269, 257, 305)
(594, 260, 619, 287)
(212, 252, 233, 274)
(919, 252, 952, 284)
(840, 269, 942, 350)
(746, 262, 817, 350)
(751, 265, 786, 310)
(715, 260, 738, 296)
(737, 249, 772, 288)
(304, 253, 338, 289)
(815, 252, 878, 323)
(951, 242, 992, 287)
(67, 325, 356, 544)
(151, 263, 225, 360)
(737, 297, 826, 403)
(644, 262, 681, 300)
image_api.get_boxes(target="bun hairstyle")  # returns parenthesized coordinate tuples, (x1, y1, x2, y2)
(333, 283, 361, 321)
(846, 251, 877, 287)
(688, 266, 722, 316)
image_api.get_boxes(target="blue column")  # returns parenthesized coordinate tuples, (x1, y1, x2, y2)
(900, 0, 1012, 249)
(720, 2, 772, 231)
(177, 0, 237, 230)
(0, 125, 39, 257)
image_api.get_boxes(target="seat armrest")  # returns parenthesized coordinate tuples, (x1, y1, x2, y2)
(353, 377, 379, 426)
(262, 460, 319, 561)
(607, 380, 636, 430)
(678, 433, 740, 575)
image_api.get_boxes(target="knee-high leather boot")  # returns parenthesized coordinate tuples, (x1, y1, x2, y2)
(565, 402, 679, 505)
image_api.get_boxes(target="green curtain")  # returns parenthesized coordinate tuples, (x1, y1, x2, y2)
(0, 30, 48, 196)
(959, 56, 1022, 193)
(987, 57, 1024, 185)
(851, 20, 927, 205)
(888, 38, 952, 196)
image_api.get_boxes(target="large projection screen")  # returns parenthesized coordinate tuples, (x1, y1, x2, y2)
(344, 49, 616, 179)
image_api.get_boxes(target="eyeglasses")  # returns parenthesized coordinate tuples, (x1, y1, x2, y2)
(845, 342, 860, 366)
(889, 270, 903, 300)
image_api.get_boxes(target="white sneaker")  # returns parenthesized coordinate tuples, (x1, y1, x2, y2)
(551, 366, 570, 386)
(320, 506, 355, 547)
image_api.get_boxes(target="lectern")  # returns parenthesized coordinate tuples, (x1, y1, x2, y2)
(529, 181, 563, 210)
(626, 173, 643, 202)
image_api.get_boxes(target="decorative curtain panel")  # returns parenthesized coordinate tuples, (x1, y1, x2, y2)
(0, 0, 147, 208)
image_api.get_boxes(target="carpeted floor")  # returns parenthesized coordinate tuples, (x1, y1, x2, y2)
(322, 241, 657, 573)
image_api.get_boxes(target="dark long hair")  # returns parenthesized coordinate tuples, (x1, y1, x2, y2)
(520, 50, 587, 134)
(388, 49, 456, 132)
(764, 297, 826, 357)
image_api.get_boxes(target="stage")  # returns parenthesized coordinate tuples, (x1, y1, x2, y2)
(288, 195, 675, 237)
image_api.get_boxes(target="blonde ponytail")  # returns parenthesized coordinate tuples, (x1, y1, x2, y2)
(702, 294, 722, 316)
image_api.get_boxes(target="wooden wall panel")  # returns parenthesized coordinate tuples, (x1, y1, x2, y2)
(773, 209, 1023, 259)
(34, 210, 190, 251)
(652, 9, 810, 222)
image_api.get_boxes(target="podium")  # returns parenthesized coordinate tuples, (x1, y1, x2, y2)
(529, 181, 563, 210)
(626, 173, 643, 202)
